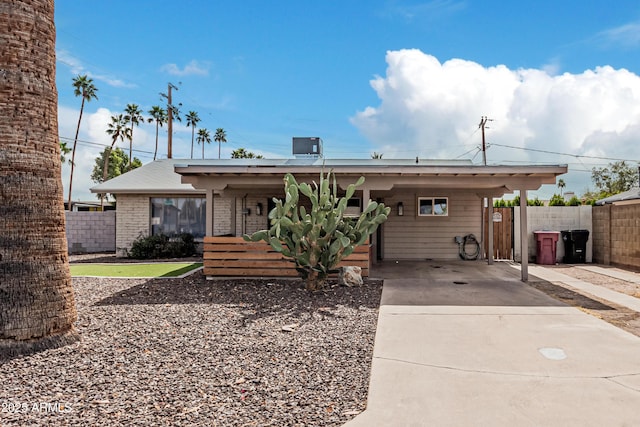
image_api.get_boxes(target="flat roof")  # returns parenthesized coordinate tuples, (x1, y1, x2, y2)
(92, 158, 568, 194)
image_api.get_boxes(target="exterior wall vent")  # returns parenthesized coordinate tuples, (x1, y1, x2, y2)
(292, 137, 323, 158)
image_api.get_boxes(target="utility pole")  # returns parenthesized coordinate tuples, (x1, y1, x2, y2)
(479, 116, 492, 166)
(161, 82, 180, 159)
(478, 115, 493, 263)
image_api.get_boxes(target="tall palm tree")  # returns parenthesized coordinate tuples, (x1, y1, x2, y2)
(196, 128, 212, 159)
(147, 105, 167, 160)
(185, 111, 200, 159)
(124, 103, 144, 165)
(557, 179, 566, 197)
(1, 0, 79, 357)
(214, 127, 227, 159)
(68, 74, 98, 210)
(104, 114, 131, 182)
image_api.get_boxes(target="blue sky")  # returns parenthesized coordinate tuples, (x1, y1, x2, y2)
(55, 0, 640, 202)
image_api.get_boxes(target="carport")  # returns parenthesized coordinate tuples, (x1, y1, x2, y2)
(176, 159, 567, 282)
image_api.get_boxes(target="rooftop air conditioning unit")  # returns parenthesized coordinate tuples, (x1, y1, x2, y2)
(292, 137, 323, 158)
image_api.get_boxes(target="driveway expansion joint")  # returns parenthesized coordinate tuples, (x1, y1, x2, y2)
(375, 356, 640, 381)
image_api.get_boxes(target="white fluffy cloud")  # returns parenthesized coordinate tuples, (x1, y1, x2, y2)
(160, 60, 210, 76)
(351, 49, 640, 195)
(59, 107, 156, 202)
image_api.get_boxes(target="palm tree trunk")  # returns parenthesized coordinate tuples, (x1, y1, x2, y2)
(102, 145, 114, 182)
(0, 0, 79, 357)
(191, 127, 195, 159)
(129, 125, 133, 165)
(154, 123, 159, 160)
(67, 97, 85, 210)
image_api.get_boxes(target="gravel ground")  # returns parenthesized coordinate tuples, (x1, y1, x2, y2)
(1, 269, 382, 426)
(529, 264, 640, 338)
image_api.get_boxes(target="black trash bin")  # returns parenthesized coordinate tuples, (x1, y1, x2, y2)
(561, 230, 589, 263)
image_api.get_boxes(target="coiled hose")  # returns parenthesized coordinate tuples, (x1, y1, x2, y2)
(458, 234, 480, 260)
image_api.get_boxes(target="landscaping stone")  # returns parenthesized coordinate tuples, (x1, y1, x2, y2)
(0, 268, 382, 427)
(340, 266, 364, 287)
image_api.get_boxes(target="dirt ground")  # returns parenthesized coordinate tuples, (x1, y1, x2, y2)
(528, 264, 640, 338)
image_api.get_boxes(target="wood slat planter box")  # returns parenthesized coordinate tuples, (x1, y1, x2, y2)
(204, 236, 370, 278)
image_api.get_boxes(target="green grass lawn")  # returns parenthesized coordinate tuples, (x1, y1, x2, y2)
(70, 262, 203, 278)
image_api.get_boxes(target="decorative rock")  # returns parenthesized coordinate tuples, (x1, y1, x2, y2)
(281, 323, 299, 332)
(340, 266, 363, 287)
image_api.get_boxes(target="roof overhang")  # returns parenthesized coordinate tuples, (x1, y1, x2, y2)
(174, 163, 568, 196)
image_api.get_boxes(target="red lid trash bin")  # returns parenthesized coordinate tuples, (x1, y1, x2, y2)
(534, 231, 560, 265)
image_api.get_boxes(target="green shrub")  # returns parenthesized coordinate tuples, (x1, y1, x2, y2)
(127, 233, 196, 259)
(567, 196, 582, 206)
(548, 194, 566, 206)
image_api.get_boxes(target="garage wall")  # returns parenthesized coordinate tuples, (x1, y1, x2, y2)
(382, 191, 482, 260)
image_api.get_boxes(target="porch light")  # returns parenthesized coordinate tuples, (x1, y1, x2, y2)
(256, 203, 263, 216)
(397, 202, 404, 216)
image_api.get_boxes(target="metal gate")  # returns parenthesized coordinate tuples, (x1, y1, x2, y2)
(484, 207, 513, 260)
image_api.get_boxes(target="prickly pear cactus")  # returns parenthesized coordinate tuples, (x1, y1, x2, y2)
(244, 170, 390, 291)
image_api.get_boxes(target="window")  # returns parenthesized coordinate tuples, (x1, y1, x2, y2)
(151, 197, 206, 238)
(345, 198, 361, 217)
(418, 197, 448, 216)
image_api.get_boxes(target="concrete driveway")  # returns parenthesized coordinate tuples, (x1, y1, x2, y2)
(345, 260, 640, 427)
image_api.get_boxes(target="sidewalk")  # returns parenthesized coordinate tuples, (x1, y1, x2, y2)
(527, 264, 640, 312)
(345, 261, 640, 427)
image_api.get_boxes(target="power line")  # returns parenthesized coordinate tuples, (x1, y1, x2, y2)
(60, 135, 156, 156)
(490, 143, 638, 163)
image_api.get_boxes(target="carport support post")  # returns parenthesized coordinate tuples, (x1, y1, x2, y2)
(487, 198, 494, 265)
(519, 189, 528, 282)
(206, 188, 214, 237)
(362, 188, 371, 209)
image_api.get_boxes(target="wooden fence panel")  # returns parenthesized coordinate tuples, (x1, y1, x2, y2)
(203, 236, 370, 277)
(483, 207, 513, 260)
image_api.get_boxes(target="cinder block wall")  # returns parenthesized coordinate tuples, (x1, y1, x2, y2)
(65, 211, 116, 253)
(592, 205, 610, 265)
(513, 206, 592, 263)
(213, 197, 232, 235)
(115, 194, 150, 256)
(593, 204, 640, 269)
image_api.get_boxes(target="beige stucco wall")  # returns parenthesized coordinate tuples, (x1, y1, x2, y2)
(382, 191, 482, 260)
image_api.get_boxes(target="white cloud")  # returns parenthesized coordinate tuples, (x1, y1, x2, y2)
(380, 0, 466, 22)
(59, 107, 158, 202)
(57, 49, 135, 88)
(160, 60, 210, 76)
(351, 49, 640, 196)
(597, 20, 640, 48)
